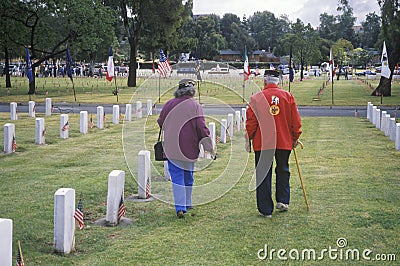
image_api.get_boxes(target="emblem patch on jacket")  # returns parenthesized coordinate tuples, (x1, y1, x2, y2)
(270, 96, 280, 116)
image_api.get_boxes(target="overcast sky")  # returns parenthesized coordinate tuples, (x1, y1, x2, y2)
(192, 0, 381, 27)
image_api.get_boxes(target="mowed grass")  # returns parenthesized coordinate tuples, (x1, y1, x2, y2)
(0, 111, 399, 265)
(1, 75, 400, 106)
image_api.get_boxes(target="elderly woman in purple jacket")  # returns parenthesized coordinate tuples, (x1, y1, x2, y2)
(157, 79, 213, 218)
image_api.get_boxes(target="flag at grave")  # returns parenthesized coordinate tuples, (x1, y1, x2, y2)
(381, 41, 391, 79)
(16, 240, 25, 266)
(289, 47, 294, 82)
(146, 179, 151, 198)
(243, 46, 250, 81)
(66, 45, 74, 82)
(12, 135, 17, 152)
(89, 115, 94, 128)
(74, 198, 84, 230)
(25, 48, 33, 83)
(106, 46, 115, 81)
(62, 121, 69, 131)
(157, 48, 172, 78)
(118, 195, 126, 221)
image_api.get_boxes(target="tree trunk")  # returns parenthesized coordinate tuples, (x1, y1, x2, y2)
(371, 76, 391, 96)
(4, 45, 11, 88)
(127, 39, 137, 87)
(28, 66, 36, 95)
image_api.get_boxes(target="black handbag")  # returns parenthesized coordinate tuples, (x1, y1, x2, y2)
(154, 128, 166, 161)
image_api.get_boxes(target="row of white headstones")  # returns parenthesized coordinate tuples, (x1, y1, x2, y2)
(1, 99, 248, 262)
(366, 102, 400, 150)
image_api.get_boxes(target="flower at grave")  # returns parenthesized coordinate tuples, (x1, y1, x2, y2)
(74, 199, 84, 230)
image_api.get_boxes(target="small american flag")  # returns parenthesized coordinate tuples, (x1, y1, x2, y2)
(62, 121, 69, 131)
(216, 135, 220, 144)
(74, 198, 84, 230)
(157, 49, 172, 78)
(89, 115, 94, 128)
(146, 178, 151, 198)
(33, 103, 36, 113)
(12, 135, 17, 152)
(42, 128, 46, 137)
(119, 112, 123, 121)
(16, 240, 24, 266)
(118, 195, 126, 222)
(103, 113, 106, 122)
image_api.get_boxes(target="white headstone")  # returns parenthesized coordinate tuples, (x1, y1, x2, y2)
(4, 123, 15, 154)
(10, 102, 17, 121)
(45, 98, 52, 116)
(396, 123, 400, 150)
(138, 150, 151, 199)
(54, 188, 75, 254)
(0, 218, 12, 266)
(241, 108, 247, 129)
(80, 111, 88, 134)
(220, 119, 227, 144)
(147, 99, 153, 116)
(227, 113, 234, 137)
(235, 111, 241, 132)
(372, 106, 377, 125)
(136, 101, 143, 119)
(164, 160, 171, 181)
(29, 100, 36, 118)
(125, 104, 132, 121)
(209, 122, 216, 149)
(35, 118, 45, 145)
(112, 105, 120, 124)
(380, 111, 387, 132)
(106, 170, 125, 226)
(97, 106, 104, 129)
(367, 102, 372, 121)
(60, 114, 69, 139)
(375, 109, 381, 129)
(389, 118, 396, 142)
(384, 114, 391, 137)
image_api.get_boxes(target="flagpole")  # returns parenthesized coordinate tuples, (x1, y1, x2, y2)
(158, 75, 161, 103)
(72, 80, 76, 102)
(114, 72, 118, 102)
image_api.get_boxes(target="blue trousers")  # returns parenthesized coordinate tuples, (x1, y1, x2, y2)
(255, 149, 291, 215)
(168, 160, 194, 213)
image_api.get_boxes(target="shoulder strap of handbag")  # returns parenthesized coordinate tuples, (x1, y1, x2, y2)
(158, 128, 162, 141)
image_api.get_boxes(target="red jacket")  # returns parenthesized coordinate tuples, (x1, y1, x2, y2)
(246, 83, 302, 151)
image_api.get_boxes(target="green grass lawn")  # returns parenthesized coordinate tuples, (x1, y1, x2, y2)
(1, 75, 399, 106)
(0, 111, 399, 265)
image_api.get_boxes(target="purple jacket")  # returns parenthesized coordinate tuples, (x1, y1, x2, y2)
(157, 95, 212, 161)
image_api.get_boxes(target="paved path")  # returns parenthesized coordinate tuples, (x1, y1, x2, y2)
(0, 102, 398, 117)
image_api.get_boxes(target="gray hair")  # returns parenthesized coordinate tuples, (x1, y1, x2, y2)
(264, 76, 280, 85)
(174, 85, 196, 98)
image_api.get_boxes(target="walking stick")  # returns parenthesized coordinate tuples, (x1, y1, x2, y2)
(293, 140, 310, 211)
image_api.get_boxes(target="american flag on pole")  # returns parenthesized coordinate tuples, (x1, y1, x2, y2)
(74, 198, 84, 230)
(118, 195, 126, 222)
(62, 121, 69, 131)
(12, 135, 17, 152)
(157, 49, 172, 78)
(16, 240, 25, 266)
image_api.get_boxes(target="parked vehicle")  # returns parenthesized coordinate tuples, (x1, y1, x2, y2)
(355, 70, 376, 76)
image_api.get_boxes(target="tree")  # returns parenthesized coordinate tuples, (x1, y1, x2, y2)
(336, 0, 357, 45)
(5, 0, 115, 94)
(319, 13, 338, 41)
(372, 0, 400, 97)
(360, 12, 381, 48)
(116, 0, 187, 87)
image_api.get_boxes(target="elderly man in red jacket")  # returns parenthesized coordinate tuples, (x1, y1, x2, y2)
(245, 69, 302, 217)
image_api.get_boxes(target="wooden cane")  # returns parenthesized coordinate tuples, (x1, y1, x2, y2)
(293, 140, 309, 211)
